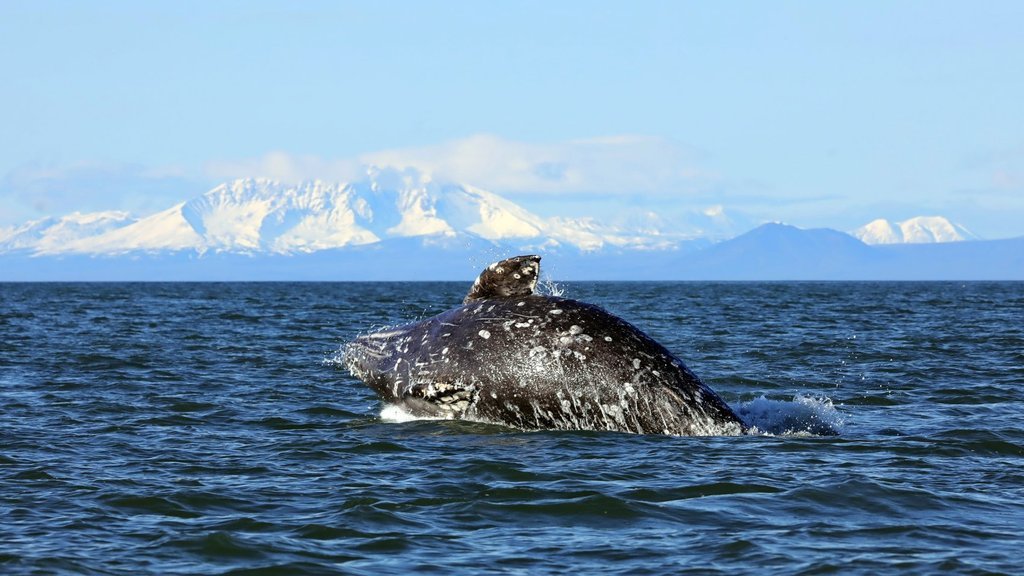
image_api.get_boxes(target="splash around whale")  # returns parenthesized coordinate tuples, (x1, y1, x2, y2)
(344, 255, 747, 436)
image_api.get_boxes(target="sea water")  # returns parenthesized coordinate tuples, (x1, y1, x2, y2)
(1, 281, 1022, 574)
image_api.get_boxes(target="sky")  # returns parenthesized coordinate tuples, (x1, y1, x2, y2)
(2, 0, 1023, 238)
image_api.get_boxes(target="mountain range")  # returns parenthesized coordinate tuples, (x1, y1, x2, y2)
(1, 170, 1020, 280)
(0, 171, 688, 257)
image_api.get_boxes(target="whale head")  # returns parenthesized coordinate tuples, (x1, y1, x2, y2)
(344, 326, 409, 402)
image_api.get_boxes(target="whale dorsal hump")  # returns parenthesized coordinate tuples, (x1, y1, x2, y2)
(464, 255, 541, 303)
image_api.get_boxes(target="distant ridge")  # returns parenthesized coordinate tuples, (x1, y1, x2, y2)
(673, 223, 1022, 281)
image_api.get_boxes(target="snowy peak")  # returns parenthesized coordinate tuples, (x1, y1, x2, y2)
(853, 219, 902, 244)
(899, 216, 977, 243)
(180, 178, 379, 253)
(852, 216, 977, 244)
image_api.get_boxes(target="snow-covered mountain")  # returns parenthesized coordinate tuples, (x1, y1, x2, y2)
(0, 169, 691, 257)
(851, 216, 977, 245)
(0, 211, 136, 253)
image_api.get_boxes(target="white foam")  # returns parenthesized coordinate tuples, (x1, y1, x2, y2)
(737, 395, 844, 437)
(379, 404, 447, 423)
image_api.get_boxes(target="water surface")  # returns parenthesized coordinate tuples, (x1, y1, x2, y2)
(2, 282, 1022, 574)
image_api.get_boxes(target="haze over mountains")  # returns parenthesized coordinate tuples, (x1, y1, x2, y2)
(1, 169, 1020, 280)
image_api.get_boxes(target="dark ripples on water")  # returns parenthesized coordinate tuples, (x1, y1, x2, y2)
(1, 281, 1022, 574)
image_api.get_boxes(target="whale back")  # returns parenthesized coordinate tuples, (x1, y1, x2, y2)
(344, 254, 747, 436)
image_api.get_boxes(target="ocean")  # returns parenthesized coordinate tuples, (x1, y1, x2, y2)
(2, 281, 1022, 574)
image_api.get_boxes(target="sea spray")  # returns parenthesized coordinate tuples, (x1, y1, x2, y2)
(738, 395, 844, 436)
(537, 275, 565, 297)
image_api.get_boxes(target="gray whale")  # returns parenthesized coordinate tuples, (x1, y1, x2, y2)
(345, 255, 746, 436)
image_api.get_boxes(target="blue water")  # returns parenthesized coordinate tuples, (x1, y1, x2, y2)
(2, 281, 1022, 574)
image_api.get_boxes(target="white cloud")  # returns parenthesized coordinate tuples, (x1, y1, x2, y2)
(203, 134, 715, 196)
(204, 152, 364, 185)
(0, 161, 201, 226)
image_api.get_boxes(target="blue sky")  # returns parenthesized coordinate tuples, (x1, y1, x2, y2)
(2, 1, 1023, 237)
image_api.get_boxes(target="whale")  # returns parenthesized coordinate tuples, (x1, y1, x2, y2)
(344, 255, 746, 436)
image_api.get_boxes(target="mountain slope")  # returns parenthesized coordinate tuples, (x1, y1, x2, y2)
(64, 203, 205, 254)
